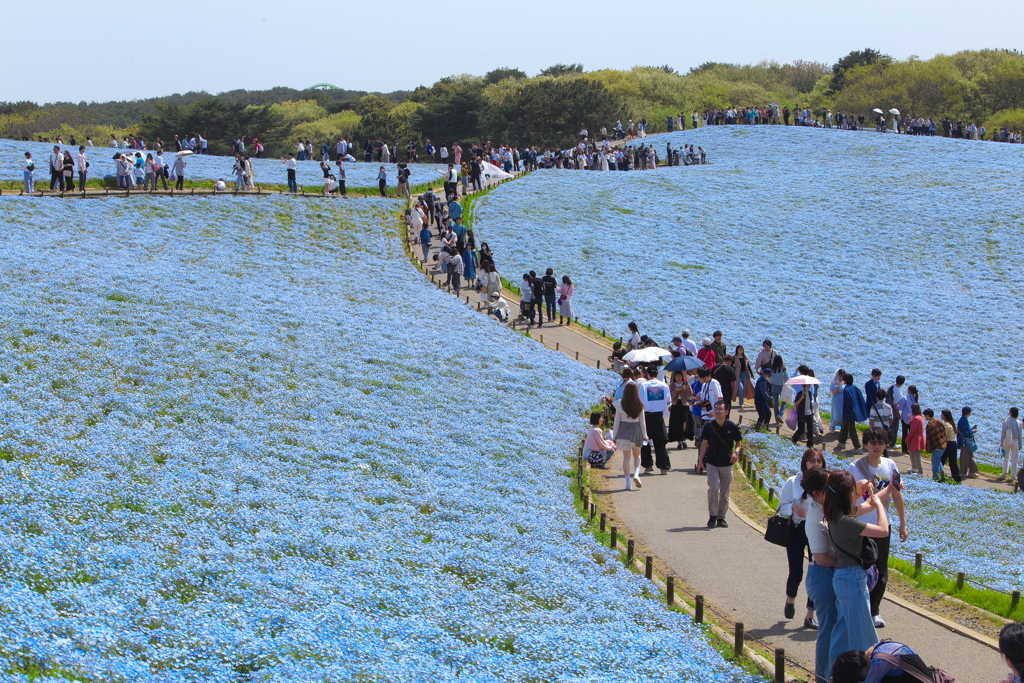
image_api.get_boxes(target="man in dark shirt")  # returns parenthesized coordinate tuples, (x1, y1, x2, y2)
(864, 369, 882, 411)
(541, 269, 557, 323)
(709, 331, 728, 370)
(711, 356, 737, 416)
(529, 271, 544, 327)
(697, 400, 742, 528)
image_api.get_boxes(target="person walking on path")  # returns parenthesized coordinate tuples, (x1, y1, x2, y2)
(281, 154, 297, 193)
(613, 382, 647, 491)
(712, 356, 736, 416)
(867, 389, 894, 444)
(418, 224, 432, 263)
(625, 322, 642, 352)
(905, 403, 926, 474)
(556, 275, 574, 322)
(885, 376, 906, 449)
(896, 385, 920, 455)
(21, 152, 35, 193)
(754, 367, 774, 430)
(769, 355, 790, 423)
(864, 369, 882, 412)
(824, 469, 888, 654)
(837, 373, 866, 454)
(709, 331, 727, 370)
(940, 409, 963, 482)
(541, 269, 557, 324)
(667, 370, 694, 449)
(48, 145, 64, 191)
(697, 337, 717, 369)
(680, 329, 698, 356)
(792, 377, 819, 447)
(639, 365, 672, 475)
(173, 154, 187, 191)
(692, 367, 723, 443)
(377, 166, 388, 198)
(754, 339, 778, 376)
(778, 449, 823, 629)
(958, 406, 980, 479)
(697, 400, 742, 528)
(76, 145, 88, 190)
(923, 409, 948, 480)
(999, 407, 1022, 481)
(847, 427, 908, 628)
(830, 369, 846, 433)
(801, 467, 839, 682)
(733, 346, 753, 408)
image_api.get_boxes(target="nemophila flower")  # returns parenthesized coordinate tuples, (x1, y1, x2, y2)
(474, 126, 1024, 469)
(0, 137, 445, 190)
(0, 196, 755, 681)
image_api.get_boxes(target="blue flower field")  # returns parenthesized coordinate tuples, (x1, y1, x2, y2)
(0, 196, 756, 682)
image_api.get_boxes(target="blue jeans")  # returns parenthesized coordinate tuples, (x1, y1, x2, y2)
(737, 371, 748, 405)
(236, 172, 244, 190)
(832, 566, 877, 658)
(931, 448, 945, 478)
(24, 171, 33, 193)
(806, 564, 837, 683)
(287, 170, 297, 193)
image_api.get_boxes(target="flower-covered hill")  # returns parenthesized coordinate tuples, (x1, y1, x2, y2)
(0, 196, 756, 682)
(473, 125, 1024, 466)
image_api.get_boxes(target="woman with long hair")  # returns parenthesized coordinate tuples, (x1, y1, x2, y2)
(557, 275, 574, 322)
(829, 368, 846, 433)
(824, 470, 889, 656)
(769, 354, 789, 423)
(733, 345, 752, 408)
(613, 382, 647, 491)
(778, 448, 825, 628)
(940, 409, 963, 482)
(800, 466, 838, 683)
(667, 370, 694, 449)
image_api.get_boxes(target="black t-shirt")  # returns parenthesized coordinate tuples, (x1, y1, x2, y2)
(531, 278, 544, 299)
(712, 364, 736, 394)
(542, 275, 557, 296)
(699, 419, 742, 467)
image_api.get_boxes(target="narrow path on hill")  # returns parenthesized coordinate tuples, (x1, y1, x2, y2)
(401, 176, 1011, 683)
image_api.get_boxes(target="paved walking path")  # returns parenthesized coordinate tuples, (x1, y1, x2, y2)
(401, 175, 1014, 683)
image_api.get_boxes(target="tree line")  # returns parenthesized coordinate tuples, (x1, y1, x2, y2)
(4, 49, 1024, 155)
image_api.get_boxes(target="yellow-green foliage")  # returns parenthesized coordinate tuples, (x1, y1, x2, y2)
(584, 68, 701, 120)
(270, 100, 330, 125)
(982, 108, 1024, 134)
(833, 57, 975, 120)
(292, 110, 362, 143)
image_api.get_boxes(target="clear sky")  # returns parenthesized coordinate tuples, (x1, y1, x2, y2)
(5, 0, 1022, 104)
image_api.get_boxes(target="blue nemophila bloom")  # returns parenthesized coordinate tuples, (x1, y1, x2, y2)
(0, 196, 756, 681)
(473, 125, 1024, 469)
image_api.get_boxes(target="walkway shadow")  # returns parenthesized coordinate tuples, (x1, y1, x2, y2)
(747, 623, 818, 643)
(666, 526, 715, 533)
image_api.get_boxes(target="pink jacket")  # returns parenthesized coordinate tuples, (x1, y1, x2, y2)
(907, 415, 926, 451)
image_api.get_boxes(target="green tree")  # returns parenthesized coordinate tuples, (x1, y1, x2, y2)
(827, 48, 891, 95)
(538, 63, 584, 78)
(138, 99, 285, 156)
(482, 76, 626, 147)
(484, 67, 527, 85)
(410, 76, 485, 143)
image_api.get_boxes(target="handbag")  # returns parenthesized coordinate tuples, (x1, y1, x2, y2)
(827, 523, 879, 571)
(965, 437, 978, 454)
(764, 514, 793, 547)
(784, 406, 798, 430)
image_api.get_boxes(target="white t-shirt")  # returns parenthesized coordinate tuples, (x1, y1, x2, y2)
(847, 457, 899, 525)
(700, 379, 723, 421)
(640, 379, 670, 413)
(805, 499, 834, 556)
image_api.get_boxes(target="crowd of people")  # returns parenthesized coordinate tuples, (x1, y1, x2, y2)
(586, 325, 1023, 683)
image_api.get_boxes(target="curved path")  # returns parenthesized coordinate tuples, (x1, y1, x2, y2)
(404, 178, 1011, 683)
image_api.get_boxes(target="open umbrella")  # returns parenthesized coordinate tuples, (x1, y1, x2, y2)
(872, 108, 884, 114)
(664, 355, 706, 373)
(176, 150, 194, 157)
(889, 108, 901, 115)
(784, 375, 821, 386)
(622, 347, 671, 364)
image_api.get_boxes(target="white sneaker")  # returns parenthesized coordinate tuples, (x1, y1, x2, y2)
(632, 474, 643, 489)
(625, 476, 632, 491)
(873, 615, 885, 628)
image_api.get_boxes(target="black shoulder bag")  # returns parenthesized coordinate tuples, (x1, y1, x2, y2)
(827, 520, 878, 570)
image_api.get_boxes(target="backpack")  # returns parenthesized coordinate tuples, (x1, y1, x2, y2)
(873, 652, 955, 683)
